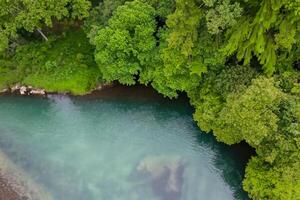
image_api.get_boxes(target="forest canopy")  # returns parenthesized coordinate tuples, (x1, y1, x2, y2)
(0, 0, 299, 199)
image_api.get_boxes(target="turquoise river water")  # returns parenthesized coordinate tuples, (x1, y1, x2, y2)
(0, 88, 250, 200)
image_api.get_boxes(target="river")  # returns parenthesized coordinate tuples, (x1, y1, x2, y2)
(0, 86, 250, 200)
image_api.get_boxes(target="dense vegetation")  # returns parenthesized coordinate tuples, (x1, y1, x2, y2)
(0, 0, 299, 199)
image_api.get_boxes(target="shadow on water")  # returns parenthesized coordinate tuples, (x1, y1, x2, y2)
(110, 87, 256, 200)
(149, 92, 255, 200)
(193, 133, 255, 200)
(0, 84, 255, 200)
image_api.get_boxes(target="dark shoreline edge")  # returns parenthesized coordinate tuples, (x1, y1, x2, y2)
(0, 83, 191, 106)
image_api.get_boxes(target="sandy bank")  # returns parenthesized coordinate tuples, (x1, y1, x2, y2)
(0, 150, 53, 200)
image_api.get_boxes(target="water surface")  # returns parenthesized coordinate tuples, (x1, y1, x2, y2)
(0, 89, 249, 200)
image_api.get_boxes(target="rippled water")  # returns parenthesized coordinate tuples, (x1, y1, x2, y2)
(0, 91, 249, 200)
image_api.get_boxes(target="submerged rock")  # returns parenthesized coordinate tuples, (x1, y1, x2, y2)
(136, 155, 185, 200)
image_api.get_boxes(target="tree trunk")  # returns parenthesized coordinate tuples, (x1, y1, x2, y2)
(37, 28, 48, 41)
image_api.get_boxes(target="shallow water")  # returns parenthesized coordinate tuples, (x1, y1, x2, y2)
(0, 91, 249, 200)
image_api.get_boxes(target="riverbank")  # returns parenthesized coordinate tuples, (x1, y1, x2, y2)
(0, 176, 21, 200)
(0, 82, 116, 98)
(0, 82, 190, 105)
(0, 150, 53, 200)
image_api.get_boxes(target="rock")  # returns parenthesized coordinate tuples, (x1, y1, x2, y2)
(11, 84, 21, 93)
(0, 88, 9, 93)
(19, 86, 28, 95)
(136, 155, 185, 200)
(96, 82, 115, 91)
(30, 89, 46, 96)
(96, 85, 103, 90)
(6, 84, 47, 96)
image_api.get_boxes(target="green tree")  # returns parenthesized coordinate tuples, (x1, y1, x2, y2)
(84, 0, 128, 30)
(214, 77, 284, 146)
(93, 0, 157, 85)
(190, 67, 300, 199)
(223, 0, 300, 75)
(244, 156, 300, 200)
(148, 0, 242, 97)
(205, 0, 242, 35)
(189, 65, 258, 133)
(0, 0, 91, 52)
(141, 0, 175, 19)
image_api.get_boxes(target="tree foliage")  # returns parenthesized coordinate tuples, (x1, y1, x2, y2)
(93, 1, 157, 85)
(189, 65, 258, 133)
(244, 156, 300, 200)
(1, 0, 300, 199)
(0, 0, 91, 52)
(191, 72, 300, 199)
(223, 0, 300, 75)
